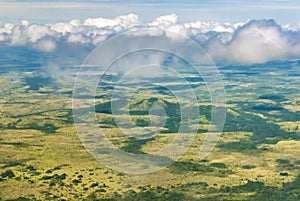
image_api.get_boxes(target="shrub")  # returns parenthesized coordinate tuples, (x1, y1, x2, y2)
(1, 170, 15, 178)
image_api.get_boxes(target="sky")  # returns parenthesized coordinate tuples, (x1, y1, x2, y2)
(0, 0, 300, 66)
(0, 0, 300, 25)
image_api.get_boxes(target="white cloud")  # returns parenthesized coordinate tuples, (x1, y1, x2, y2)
(0, 23, 14, 34)
(207, 19, 300, 64)
(68, 33, 90, 44)
(148, 13, 178, 26)
(20, 20, 29, 27)
(70, 19, 81, 27)
(24, 24, 51, 43)
(83, 13, 139, 28)
(33, 39, 56, 52)
(0, 14, 300, 64)
(10, 26, 27, 46)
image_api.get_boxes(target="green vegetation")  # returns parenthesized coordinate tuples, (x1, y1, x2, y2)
(0, 62, 300, 200)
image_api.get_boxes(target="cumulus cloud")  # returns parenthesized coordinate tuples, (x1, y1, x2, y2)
(33, 38, 56, 52)
(83, 13, 139, 28)
(148, 13, 178, 26)
(207, 19, 300, 64)
(0, 14, 300, 64)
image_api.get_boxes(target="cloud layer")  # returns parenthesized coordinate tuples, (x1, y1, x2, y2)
(0, 13, 300, 64)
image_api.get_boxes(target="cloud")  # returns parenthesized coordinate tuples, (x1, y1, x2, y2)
(83, 13, 139, 28)
(0, 14, 300, 65)
(33, 38, 56, 52)
(207, 19, 300, 64)
(148, 13, 178, 26)
(68, 33, 90, 44)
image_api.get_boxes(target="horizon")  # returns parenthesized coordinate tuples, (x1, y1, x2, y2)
(1, 14, 300, 66)
(0, 0, 300, 25)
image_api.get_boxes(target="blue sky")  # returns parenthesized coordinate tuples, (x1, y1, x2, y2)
(0, 1, 300, 65)
(0, 0, 300, 25)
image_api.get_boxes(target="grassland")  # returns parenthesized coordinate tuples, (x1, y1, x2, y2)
(0, 61, 300, 200)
